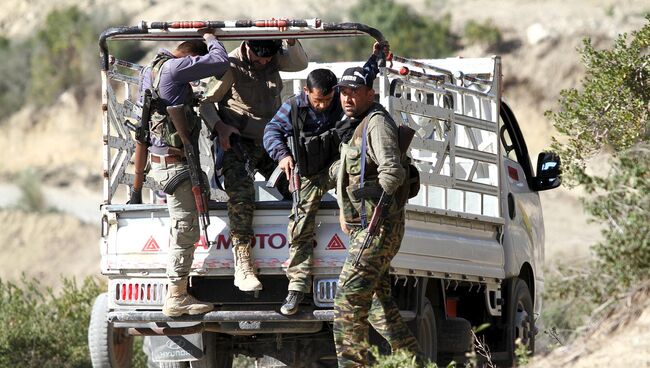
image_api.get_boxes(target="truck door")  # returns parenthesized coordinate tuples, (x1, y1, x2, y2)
(499, 103, 545, 286)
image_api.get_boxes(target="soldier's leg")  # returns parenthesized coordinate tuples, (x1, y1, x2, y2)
(286, 175, 326, 292)
(368, 220, 422, 356)
(222, 148, 260, 291)
(151, 161, 212, 316)
(334, 225, 391, 367)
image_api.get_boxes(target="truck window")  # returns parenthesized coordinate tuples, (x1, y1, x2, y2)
(499, 102, 535, 189)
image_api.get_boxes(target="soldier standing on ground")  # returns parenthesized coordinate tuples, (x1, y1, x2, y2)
(333, 58, 423, 366)
(200, 34, 308, 292)
(132, 30, 230, 317)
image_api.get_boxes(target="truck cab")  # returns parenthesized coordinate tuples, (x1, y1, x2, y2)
(89, 19, 560, 368)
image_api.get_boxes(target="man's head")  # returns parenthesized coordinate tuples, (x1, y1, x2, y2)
(173, 40, 208, 58)
(337, 67, 376, 117)
(304, 68, 337, 113)
(245, 39, 282, 70)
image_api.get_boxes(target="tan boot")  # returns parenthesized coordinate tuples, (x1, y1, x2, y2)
(162, 278, 213, 317)
(232, 244, 263, 291)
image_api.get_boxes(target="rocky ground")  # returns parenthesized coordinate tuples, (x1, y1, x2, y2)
(0, 0, 648, 366)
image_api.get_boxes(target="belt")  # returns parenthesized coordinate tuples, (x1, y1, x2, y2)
(150, 154, 185, 165)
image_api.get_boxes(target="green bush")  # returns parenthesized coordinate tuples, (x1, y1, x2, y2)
(0, 37, 31, 119)
(463, 19, 502, 49)
(0, 6, 147, 119)
(14, 169, 46, 212)
(309, 0, 457, 61)
(547, 17, 649, 291)
(28, 6, 97, 107)
(542, 16, 649, 345)
(0, 277, 103, 367)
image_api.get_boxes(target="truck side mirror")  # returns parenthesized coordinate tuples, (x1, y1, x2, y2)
(534, 151, 561, 191)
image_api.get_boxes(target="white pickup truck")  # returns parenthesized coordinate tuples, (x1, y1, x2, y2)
(89, 19, 561, 368)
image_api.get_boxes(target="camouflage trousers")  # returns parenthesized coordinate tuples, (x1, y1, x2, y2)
(333, 212, 422, 367)
(286, 161, 338, 293)
(150, 160, 200, 282)
(222, 138, 289, 245)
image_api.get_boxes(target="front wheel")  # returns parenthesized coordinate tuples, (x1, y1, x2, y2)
(88, 293, 134, 368)
(509, 279, 535, 364)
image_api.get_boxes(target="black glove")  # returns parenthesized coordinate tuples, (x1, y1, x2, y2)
(128, 188, 142, 204)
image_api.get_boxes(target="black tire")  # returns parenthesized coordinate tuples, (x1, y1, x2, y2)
(437, 317, 472, 353)
(88, 293, 134, 368)
(417, 298, 438, 363)
(509, 279, 535, 363)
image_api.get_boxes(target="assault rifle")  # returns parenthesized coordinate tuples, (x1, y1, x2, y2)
(287, 135, 302, 221)
(229, 134, 256, 180)
(129, 89, 153, 204)
(352, 191, 392, 267)
(351, 124, 416, 268)
(166, 105, 211, 244)
(266, 135, 302, 220)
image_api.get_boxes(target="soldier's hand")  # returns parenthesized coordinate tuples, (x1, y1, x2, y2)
(279, 155, 294, 181)
(339, 211, 350, 235)
(373, 41, 390, 57)
(128, 188, 142, 205)
(198, 27, 217, 41)
(216, 123, 239, 151)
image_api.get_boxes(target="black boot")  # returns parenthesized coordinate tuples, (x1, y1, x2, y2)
(280, 291, 304, 315)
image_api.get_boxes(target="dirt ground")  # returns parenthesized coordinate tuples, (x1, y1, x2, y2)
(0, 0, 648, 366)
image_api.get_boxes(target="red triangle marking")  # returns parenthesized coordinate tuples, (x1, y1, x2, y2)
(142, 236, 161, 252)
(195, 235, 209, 249)
(326, 234, 346, 250)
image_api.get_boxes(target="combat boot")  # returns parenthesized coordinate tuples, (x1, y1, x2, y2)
(232, 244, 263, 291)
(162, 278, 213, 317)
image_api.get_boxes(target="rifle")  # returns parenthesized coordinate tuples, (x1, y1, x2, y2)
(287, 135, 302, 221)
(166, 105, 211, 244)
(129, 89, 153, 204)
(352, 191, 392, 268)
(229, 134, 256, 180)
(351, 124, 416, 268)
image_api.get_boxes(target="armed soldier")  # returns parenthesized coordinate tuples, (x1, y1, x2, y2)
(333, 59, 423, 366)
(200, 35, 308, 292)
(132, 30, 230, 317)
(262, 44, 388, 316)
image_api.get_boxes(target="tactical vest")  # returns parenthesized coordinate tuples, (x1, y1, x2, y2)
(290, 96, 341, 177)
(340, 105, 415, 223)
(147, 53, 201, 149)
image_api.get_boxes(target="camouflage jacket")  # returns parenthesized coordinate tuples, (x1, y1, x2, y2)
(337, 103, 408, 224)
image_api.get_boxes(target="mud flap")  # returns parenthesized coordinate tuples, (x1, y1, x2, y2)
(149, 323, 204, 363)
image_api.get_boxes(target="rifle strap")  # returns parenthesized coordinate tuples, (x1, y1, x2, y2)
(360, 121, 369, 228)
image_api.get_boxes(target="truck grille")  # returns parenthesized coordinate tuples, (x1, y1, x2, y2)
(314, 278, 338, 307)
(113, 280, 166, 306)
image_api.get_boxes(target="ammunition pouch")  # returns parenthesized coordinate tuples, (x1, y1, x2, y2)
(296, 129, 340, 177)
(150, 105, 201, 149)
(161, 168, 190, 195)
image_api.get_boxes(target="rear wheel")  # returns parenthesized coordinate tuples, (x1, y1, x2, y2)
(417, 298, 438, 363)
(88, 293, 134, 368)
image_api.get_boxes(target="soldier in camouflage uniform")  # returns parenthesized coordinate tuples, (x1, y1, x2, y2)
(263, 68, 342, 315)
(263, 45, 387, 316)
(333, 63, 423, 366)
(133, 32, 230, 317)
(200, 37, 308, 292)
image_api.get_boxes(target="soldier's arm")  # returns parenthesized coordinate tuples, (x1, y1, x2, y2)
(367, 115, 405, 195)
(170, 36, 230, 83)
(263, 99, 295, 162)
(276, 39, 308, 72)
